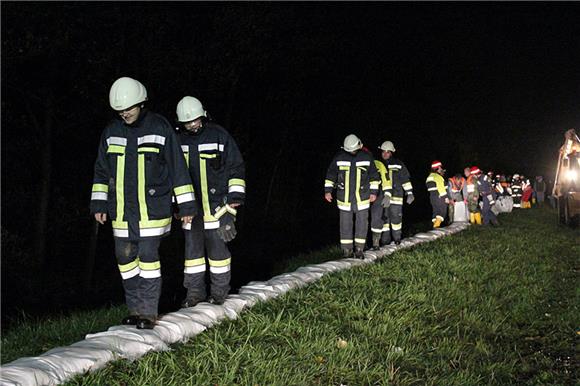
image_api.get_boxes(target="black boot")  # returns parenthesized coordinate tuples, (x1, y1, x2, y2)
(121, 315, 140, 325)
(354, 247, 365, 259)
(372, 233, 381, 250)
(136, 316, 156, 330)
(207, 296, 225, 305)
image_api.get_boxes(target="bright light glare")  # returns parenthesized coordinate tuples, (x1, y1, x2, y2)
(566, 169, 577, 181)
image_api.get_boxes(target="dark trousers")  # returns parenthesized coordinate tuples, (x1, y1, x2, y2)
(429, 194, 447, 222)
(370, 192, 403, 244)
(184, 215, 231, 301)
(114, 237, 162, 317)
(482, 194, 498, 225)
(339, 209, 369, 252)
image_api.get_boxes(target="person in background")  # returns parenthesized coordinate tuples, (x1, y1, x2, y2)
(479, 168, 499, 226)
(511, 174, 523, 208)
(533, 175, 547, 206)
(426, 160, 449, 228)
(176, 96, 246, 307)
(325, 134, 379, 258)
(447, 173, 465, 223)
(90, 77, 197, 329)
(466, 166, 482, 225)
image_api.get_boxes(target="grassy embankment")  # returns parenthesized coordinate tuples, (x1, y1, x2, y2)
(3, 208, 578, 385)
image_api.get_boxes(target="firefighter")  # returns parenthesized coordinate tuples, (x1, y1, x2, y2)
(479, 168, 499, 226)
(511, 174, 523, 208)
(466, 166, 482, 224)
(176, 97, 246, 307)
(447, 173, 465, 223)
(325, 134, 379, 258)
(90, 77, 197, 329)
(425, 161, 448, 228)
(370, 141, 414, 248)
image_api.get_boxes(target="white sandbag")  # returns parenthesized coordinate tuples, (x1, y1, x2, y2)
(496, 196, 513, 213)
(453, 201, 469, 222)
(0, 364, 53, 386)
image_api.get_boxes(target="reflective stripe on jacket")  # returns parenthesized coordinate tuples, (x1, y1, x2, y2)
(426, 172, 448, 198)
(384, 158, 413, 201)
(90, 110, 197, 240)
(325, 150, 379, 211)
(178, 122, 245, 230)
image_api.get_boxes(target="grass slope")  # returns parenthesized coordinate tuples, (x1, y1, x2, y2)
(4, 208, 579, 385)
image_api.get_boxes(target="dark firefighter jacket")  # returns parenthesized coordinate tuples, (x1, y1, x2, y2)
(383, 157, 413, 205)
(90, 109, 197, 240)
(325, 150, 380, 212)
(178, 122, 246, 230)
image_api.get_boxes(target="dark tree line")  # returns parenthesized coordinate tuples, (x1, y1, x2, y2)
(2, 3, 578, 326)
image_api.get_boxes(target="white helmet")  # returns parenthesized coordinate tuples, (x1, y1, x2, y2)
(109, 77, 147, 111)
(379, 141, 395, 152)
(513, 174, 520, 179)
(176, 96, 207, 122)
(342, 134, 363, 152)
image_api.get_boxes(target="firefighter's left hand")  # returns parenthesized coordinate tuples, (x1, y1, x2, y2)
(181, 215, 193, 224)
(370, 194, 377, 203)
(217, 213, 237, 243)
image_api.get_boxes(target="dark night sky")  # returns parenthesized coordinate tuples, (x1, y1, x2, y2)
(2, 2, 580, 317)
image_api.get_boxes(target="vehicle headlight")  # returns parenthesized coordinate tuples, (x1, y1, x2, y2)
(566, 169, 578, 181)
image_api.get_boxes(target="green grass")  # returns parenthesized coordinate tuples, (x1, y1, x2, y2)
(1, 306, 129, 364)
(3, 208, 579, 385)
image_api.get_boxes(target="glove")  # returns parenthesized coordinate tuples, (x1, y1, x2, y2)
(406, 194, 415, 205)
(216, 213, 237, 243)
(381, 194, 391, 208)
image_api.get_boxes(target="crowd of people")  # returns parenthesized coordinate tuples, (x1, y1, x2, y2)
(324, 134, 548, 259)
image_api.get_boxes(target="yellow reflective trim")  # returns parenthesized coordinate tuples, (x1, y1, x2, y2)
(199, 157, 212, 218)
(359, 199, 370, 205)
(92, 183, 108, 192)
(200, 153, 217, 159)
(138, 147, 160, 153)
(174, 184, 194, 195)
(214, 206, 228, 219)
(138, 153, 148, 221)
(116, 155, 125, 221)
(139, 260, 161, 270)
(112, 220, 128, 229)
(355, 167, 362, 204)
(339, 166, 349, 171)
(107, 145, 126, 154)
(139, 218, 171, 228)
(228, 178, 245, 187)
(185, 257, 206, 267)
(226, 204, 237, 216)
(118, 258, 139, 273)
(343, 166, 350, 205)
(182, 149, 190, 168)
(208, 258, 231, 267)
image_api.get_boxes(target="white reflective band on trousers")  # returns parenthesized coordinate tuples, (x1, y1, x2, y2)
(0, 222, 469, 386)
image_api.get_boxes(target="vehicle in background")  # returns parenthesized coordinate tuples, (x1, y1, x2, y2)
(553, 129, 580, 227)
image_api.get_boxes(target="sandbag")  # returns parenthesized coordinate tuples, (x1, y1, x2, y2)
(496, 196, 513, 213)
(453, 201, 468, 222)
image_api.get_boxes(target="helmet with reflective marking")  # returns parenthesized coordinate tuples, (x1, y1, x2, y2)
(470, 166, 481, 175)
(431, 160, 443, 170)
